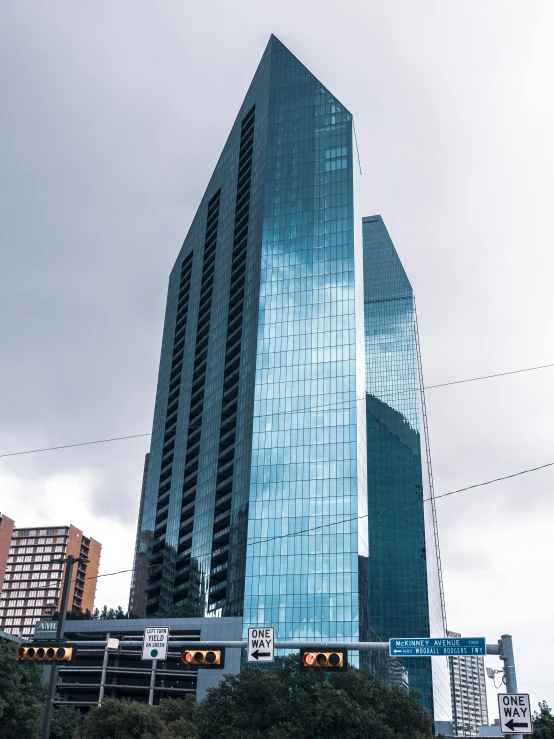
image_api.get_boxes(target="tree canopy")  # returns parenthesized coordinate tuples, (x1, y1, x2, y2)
(51, 602, 198, 621)
(533, 702, 554, 739)
(0, 638, 46, 739)
(50, 707, 83, 739)
(70, 656, 433, 739)
(196, 655, 432, 739)
(74, 697, 196, 739)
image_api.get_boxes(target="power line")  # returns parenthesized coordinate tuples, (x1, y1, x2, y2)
(1, 359, 553, 460)
(225, 460, 554, 550)
(86, 459, 554, 582)
(0, 433, 151, 459)
(13, 459, 551, 593)
(425, 362, 554, 390)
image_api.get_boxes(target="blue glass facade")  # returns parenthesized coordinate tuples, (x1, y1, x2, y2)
(132, 36, 450, 721)
(242, 41, 368, 645)
(362, 215, 450, 720)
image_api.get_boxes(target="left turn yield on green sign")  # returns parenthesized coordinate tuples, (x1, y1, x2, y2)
(141, 626, 169, 661)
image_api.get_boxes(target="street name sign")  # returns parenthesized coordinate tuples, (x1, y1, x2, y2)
(389, 637, 486, 657)
(247, 627, 274, 663)
(141, 626, 169, 661)
(498, 694, 533, 734)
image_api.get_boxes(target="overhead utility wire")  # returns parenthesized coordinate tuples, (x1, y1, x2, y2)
(1, 361, 553, 460)
(425, 361, 554, 389)
(0, 434, 152, 459)
(18, 460, 553, 592)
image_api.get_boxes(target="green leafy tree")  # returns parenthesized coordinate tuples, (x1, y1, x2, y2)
(160, 604, 199, 618)
(90, 605, 137, 619)
(74, 699, 166, 739)
(0, 639, 47, 739)
(157, 696, 197, 737)
(51, 607, 93, 621)
(533, 702, 554, 739)
(75, 697, 197, 739)
(195, 654, 432, 739)
(50, 707, 83, 739)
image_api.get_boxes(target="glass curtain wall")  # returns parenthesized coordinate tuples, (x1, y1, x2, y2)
(243, 41, 368, 646)
(362, 215, 450, 720)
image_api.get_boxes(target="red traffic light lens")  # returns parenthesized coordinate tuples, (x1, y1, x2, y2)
(18, 647, 26, 658)
(302, 650, 345, 669)
(182, 649, 222, 666)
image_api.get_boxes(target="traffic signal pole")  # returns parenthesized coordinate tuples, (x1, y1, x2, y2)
(148, 659, 157, 705)
(41, 554, 86, 739)
(501, 634, 518, 692)
(500, 634, 522, 739)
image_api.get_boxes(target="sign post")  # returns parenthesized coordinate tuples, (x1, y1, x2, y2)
(498, 694, 533, 734)
(247, 627, 274, 663)
(389, 637, 486, 657)
(141, 627, 169, 661)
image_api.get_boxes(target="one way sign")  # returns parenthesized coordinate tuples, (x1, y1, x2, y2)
(247, 627, 274, 663)
(498, 693, 533, 734)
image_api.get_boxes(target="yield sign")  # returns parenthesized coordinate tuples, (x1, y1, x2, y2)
(141, 626, 169, 661)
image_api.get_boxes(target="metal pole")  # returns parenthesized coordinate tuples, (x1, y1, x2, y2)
(26, 639, 502, 653)
(98, 631, 110, 705)
(41, 555, 81, 739)
(500, 634, 518, 692)
(500, 634, 521, 739)
(149, 659, 157, 705)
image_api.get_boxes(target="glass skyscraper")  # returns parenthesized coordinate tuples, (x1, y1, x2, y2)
(362, 215, 450, 719)
(130, 35, 450, 721)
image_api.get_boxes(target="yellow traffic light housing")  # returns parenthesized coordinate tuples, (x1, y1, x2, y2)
(18, 645, 74, 662)
(182, 649, 224, 668)
(301, 649, 347, 670)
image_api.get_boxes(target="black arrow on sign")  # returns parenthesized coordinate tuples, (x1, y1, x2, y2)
(251, 650, 271, 660)
(505, 720, 529, 731)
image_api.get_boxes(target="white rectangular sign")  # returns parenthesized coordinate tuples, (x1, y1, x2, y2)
(247, 627, 274, 663)
(498, 693, 533, 734)
(141, 626, 169, 661)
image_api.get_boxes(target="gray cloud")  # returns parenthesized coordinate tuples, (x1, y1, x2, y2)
(1, 0, 553, 716)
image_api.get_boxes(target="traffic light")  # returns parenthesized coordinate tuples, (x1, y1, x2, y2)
(181, 649, 224, 668)
(300, 649, 347, 670)
(17, 644, 75, 662)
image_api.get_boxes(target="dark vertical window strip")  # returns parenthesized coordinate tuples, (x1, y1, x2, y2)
(145, 251, 194, 609)
(208, 107, 255, 612)
(173, 190, 221, 607)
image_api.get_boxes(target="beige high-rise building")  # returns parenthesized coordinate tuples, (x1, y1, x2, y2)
(448, 630, 489, 736)
(0, 522, 101, 637)
(0, 512, 15, 592)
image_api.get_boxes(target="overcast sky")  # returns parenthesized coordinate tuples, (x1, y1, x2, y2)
(1, 0, 553, 719)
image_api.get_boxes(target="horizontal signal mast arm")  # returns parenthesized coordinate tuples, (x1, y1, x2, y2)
(23, 639, 501, 655)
